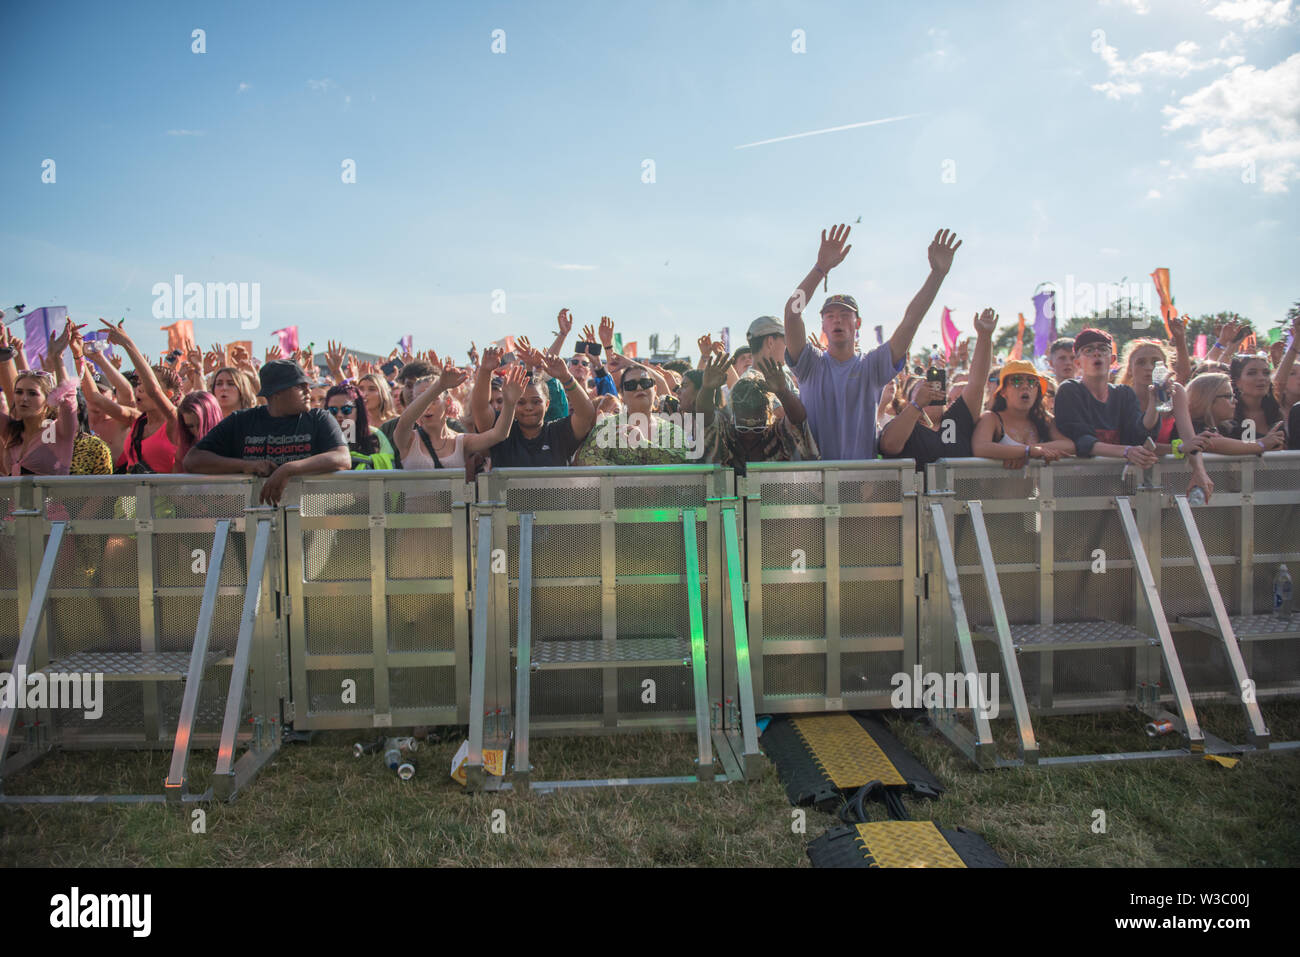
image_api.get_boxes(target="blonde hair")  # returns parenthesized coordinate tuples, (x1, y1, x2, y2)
(207, 367, 257, 411)
(1119, 339, 1170, 389)
(357, 373, 395, 422)
(1185, 372, 1230, 429)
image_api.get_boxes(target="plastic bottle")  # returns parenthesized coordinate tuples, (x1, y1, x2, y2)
(1152, 362, 1173, 413)
(1189, 486, 1207, 506)
(1274, 565, 1293, 619)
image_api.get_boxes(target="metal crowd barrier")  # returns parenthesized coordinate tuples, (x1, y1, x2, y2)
(1, 454, 1296, 797)
(922, 453, 1300, 766)
(0, 475, 280, 802)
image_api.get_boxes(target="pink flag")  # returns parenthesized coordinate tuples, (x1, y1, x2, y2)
(490, 335, 518, 355)
(941, 307, 959, 360)
(1194, 334, 1208, 360)
(272, 326, 299, 354)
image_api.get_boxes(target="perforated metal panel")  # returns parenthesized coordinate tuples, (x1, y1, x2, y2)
(841, 581, 903, 636)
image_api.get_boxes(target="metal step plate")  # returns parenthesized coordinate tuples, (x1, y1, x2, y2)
(527, 636, 691, 669)
(807, 822, 1006, 868)
(36, 651, 218, 681)
(977, 620, 1152, 651)
(1180, 614, 1300, 642)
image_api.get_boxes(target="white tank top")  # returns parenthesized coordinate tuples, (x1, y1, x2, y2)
(402, 429, 465, 470)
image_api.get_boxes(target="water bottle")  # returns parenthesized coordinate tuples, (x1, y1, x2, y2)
(1274, 565, 1293, 619)
(384, 745, 403, 770)
(1152, 362, 1173, 414)
(1189, 486, 1207, 506)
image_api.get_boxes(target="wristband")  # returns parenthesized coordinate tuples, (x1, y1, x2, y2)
(1123, 445, 1132, 461)
(1257, 440, 1266, 454)
(1212, 341, 1225, 350)
(909, 400, 924, 413)
(563, 378, 580, 391)
(1025, 445, 1032, 461)
(0, 347, 14, 361)
(1171, 438, 1184, 459)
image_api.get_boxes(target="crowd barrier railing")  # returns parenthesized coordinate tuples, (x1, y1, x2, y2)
(922, 453, 1300, 766)
(2, 453, 1296, 795)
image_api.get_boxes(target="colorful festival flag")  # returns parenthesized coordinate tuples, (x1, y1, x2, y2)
(160, 320, 195, 353)
(1032, 289, 1056, 358)
(397, 334, 413, 356)
(624, 341, 637, 359)
(272, 326, 300, 354)
(1150, 268, 1175, 337)
(1194, 334, 1208, 360)
(21, 307, 68, 367)
(1011, 313, 1027, 360)
(941, 307, 958, 360)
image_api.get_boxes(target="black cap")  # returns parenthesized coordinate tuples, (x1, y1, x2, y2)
(257, 359, 310, 398)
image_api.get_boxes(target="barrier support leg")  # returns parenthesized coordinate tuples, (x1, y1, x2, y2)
(966, 502, 1039, 765)
(683, 510, 714, 782)
(0, 522, 67, 791)
(512, 514, 534, 788)
(928, 503, 996, 769)
(213, 515, 274, 801)
(721, 507, 762, 778)
(1174, 495, 1269, 749)
(164, 519, 231, 802)
(1115, 497, 1204, 752)
(466, 515, 493, 793)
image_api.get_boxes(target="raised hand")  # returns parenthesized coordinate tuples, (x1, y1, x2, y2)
(99, 318, 133, 349)
(204, 350, 222, 375)
(325, 339, 347, 377)
(816, 224, 853, 274)
(515, 336, 534, 359)
(555, 308, 573, 337)
(605, 352, 629, 376)
(480, 345, 503, 374)
(755, 356, 785, 393)
(1260, 420, 1286, 452)
(344, 355, 360, 380)
(701, 351, 734, 392)
(697, 334, 713, 358)
(187, 345, 203, 370)
(910, 377, 944, 409)
(536, 352, 569, 380)
(808, 333, 821, 350)
(927, 228, 962, 275)
(468, 341, 479, 365)
(581, 324, 597, 345)
(265, 344, 283, 364)
(598, 316, 615, 349)
(973, 307, 997, 336)
(499, 364, 527, 404)
(436, 356, 469, 393)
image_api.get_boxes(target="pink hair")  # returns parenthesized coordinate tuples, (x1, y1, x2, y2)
(176, 391, 224, 471)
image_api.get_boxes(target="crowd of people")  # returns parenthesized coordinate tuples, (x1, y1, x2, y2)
(3, 225, 1298, 507)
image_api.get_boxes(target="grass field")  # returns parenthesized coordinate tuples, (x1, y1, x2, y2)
(2, 701, 1297, 867)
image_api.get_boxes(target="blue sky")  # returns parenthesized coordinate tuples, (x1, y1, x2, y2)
(2, 0, 1297, 363)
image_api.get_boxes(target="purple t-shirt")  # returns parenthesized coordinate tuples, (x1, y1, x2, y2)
(787, 342, 902, 461)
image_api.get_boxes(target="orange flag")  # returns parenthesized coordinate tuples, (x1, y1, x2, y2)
(224, 340, 253, 366)
(160, 320, 195, 352)
(1150, 268, 1174, 337)
(1011, 313, 1026, 359)
(624, 341, 637, 358)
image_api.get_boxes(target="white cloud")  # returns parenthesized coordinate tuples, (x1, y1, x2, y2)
(1204, 0, 1294, 31)
(553, 264, 598, 271)
(307, 78, 335, 92)
(166, 129, 204, 136)
(238, 82, 251, 93)
(1102, 0, 1151, 12)
(1147, 188, 1162, 198)
(1093, 79, 1143, 99)
(1162, 53, 1300, 192)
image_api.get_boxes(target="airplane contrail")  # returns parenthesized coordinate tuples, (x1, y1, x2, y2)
(734, 113, 926, 150)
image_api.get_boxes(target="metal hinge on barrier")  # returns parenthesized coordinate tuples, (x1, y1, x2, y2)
(465, 590, 474, 611)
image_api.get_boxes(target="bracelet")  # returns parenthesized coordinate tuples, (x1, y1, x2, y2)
(562, 378, 580, 391)
(1123, 445, 1132, 461)
(0, 347, 14, 361)
(1257, 440, 1267, 454)
(1171, 438, 1184, 460)
(909, 400, 923, 413)
(1025, 445, 1033, 461)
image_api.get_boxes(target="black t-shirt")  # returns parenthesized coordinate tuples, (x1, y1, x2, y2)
(194, 407, 345, 466)
(489, 417, 580, 468)
(885, 400, 976, 469)
(1054, 380, 1154, 457)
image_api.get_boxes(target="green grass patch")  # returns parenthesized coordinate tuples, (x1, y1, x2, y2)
(2, 701, 1297, 867)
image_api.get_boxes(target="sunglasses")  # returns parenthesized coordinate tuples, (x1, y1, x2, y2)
(327, 404, 355, 416)
(622, 378, 654, 392)
(569, 357, 590, 367)
(1004, 376, 1040, 389)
